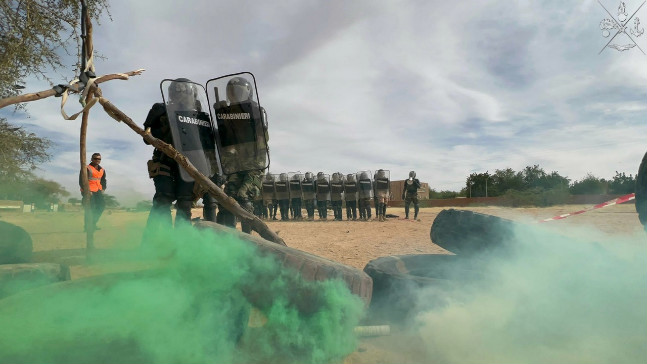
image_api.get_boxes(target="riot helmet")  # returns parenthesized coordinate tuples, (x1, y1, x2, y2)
(377, 169, 387, 179)
(168, 78, 196, 107)
(279, 173, 289, 182)
(226, 77, 253, 104)
(304, 172, 313, 181)
(332, 173, 341, 182)
(317, 172, 326, 181)
(409, 171, 416, 179)
(264, 172, 274, 182)
(290, 174, 300, 181)
(359, 171, 370, 181)
(346, 174, 356, 182)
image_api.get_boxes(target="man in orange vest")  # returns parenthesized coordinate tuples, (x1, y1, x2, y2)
(79, 152, 107, 231)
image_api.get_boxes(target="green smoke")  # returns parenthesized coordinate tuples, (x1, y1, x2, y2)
(415, 223, 647, 364)
(0, 221, 364, 364)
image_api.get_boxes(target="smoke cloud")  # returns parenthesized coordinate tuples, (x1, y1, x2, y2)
(415, 223, 647, 364)
(0, 222, 364, 364)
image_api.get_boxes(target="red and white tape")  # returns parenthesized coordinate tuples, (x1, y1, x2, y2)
(539, 193, 635, 223)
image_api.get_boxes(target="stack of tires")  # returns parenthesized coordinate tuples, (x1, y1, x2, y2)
(364, 209, 519, 325)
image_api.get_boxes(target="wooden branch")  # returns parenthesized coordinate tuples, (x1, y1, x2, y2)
(80, 92, 95, 251)
(0, 69, 146, 110)
(96, 97, 287, 247)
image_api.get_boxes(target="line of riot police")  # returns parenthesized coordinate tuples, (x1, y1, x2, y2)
(256, 169, 392, 222)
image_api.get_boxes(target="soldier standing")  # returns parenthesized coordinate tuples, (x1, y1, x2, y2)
(330, 172, 344, 221)
(357, 171, 373, 221)
(261, 172, 276, 220)
(403, 171, 421, 220)
(374, 169, 390, 222)
(315, 172, 331, 220)
(302, 172, 317, 221)
(275, 173, 291, 220)
(289, 173, 304, 220)
(211, 74, 270, 233)
(344, 173, 358, 220)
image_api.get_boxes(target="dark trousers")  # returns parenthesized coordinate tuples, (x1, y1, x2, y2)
(278, 199, 290, 220)
(85, 191, 105, 229)
(404, 195, 420, 219)
(290, 198, 302, 219)
(331, 200, 343, 220)
(304, 199, 316, 219)
(345, 200, 357, 220)
(317, 200, 328, 219)
(358, 198, 371, 220)
(143, 173, 194, 244)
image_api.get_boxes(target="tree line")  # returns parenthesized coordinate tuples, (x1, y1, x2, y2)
(429, 165, 637, 206)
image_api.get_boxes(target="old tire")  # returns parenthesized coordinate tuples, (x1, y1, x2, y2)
(363, 254, 482, 325)
(0, 263, 70, 299)
(430, 209, 518, 256)
(0, 221, 33, 264)
(194, 221, 373, 307)
(636, 149, 647, 228)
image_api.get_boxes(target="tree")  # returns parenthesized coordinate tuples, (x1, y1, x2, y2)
(103, 193, 119, 208)
(570, 173, 608, 195)
(608, 171, 635, 194)
(0, 118, 51, 195)
(0, 0, 109, 99)
(21, 177, 70, 208)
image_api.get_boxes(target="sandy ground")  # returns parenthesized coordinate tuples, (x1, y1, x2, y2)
(5, 203, 644, 363)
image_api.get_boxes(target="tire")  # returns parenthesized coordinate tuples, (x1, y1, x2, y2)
(636, 149, 647, 228)
(0, 221, 33, 264)
(0, 263, 70, 299)
(194, 221, 373, 308)
(430, 209, 518, 256)
(363, 254, 482, 325)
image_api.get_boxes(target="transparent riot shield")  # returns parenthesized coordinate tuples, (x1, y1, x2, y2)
(302, 172, 316, 200)
(274, 173, 290, 200)
(161, 79, 219, 182)
(206, 72, 270, 175)
(330, 172, 345, 201)
(357, 170, 373, 199)
(374, 169, 391, 196)
(288, 172, 303, 198)
(316, 173, 331, 202)
(261, 172, 276, 201)
(344, 173, 358, 201)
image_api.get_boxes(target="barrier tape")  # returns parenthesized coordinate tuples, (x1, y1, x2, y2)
(539, 193, 635, 222)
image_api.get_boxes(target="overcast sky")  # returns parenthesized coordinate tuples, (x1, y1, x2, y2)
(3, 0, 646, 206)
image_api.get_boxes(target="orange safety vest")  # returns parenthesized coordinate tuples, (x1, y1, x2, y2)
(86, 164, 104, 192)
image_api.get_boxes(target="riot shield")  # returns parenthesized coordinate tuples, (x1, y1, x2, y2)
(302, 172, 316, 200)
(274, 173, 290, 200)
(316, 173, 331, 202)
(206, 72, 270, 175)
(330, 172, 344, 201)
(288, 172, 303, 198)
(160, 79, 219, 182)
(374, 169, 391, 196)
(357, 170, 373, 199)
(344, 173, 358, 201)
(261, 173, 276, 201)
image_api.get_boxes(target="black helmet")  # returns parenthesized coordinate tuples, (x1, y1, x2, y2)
(226, 77, 253, 103)
(409, 171, 416, 179)
(168, 78, 196, 105)
(304, 172, 313, 181)
(377, 169, 387, 179)
(317, 172, 326, 181)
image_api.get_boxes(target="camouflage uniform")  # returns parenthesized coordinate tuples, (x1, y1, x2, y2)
(403, 171, 421, 220)
(218, 170, 263, 233)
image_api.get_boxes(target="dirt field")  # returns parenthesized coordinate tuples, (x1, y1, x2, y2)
(1, 203, 644, 363)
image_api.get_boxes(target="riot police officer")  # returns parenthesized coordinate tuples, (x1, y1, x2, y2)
(275, 173, 290, 220)
(142, 78, 200, 239)
(214, 76, 269, 233)
(357, 171, 373, 221)
(302, 172, 316, 221)
(403, 171, 421, 220)
(261, 172, 277, 220)
(344, 173, 358, 220)
(374, 169, 390, 222)
(330, 172, 344, 221)
(289, 173, 304, 220)
(315, 172, 331, 220)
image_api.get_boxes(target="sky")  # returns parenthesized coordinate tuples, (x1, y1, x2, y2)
(2, 0, 646, 206)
